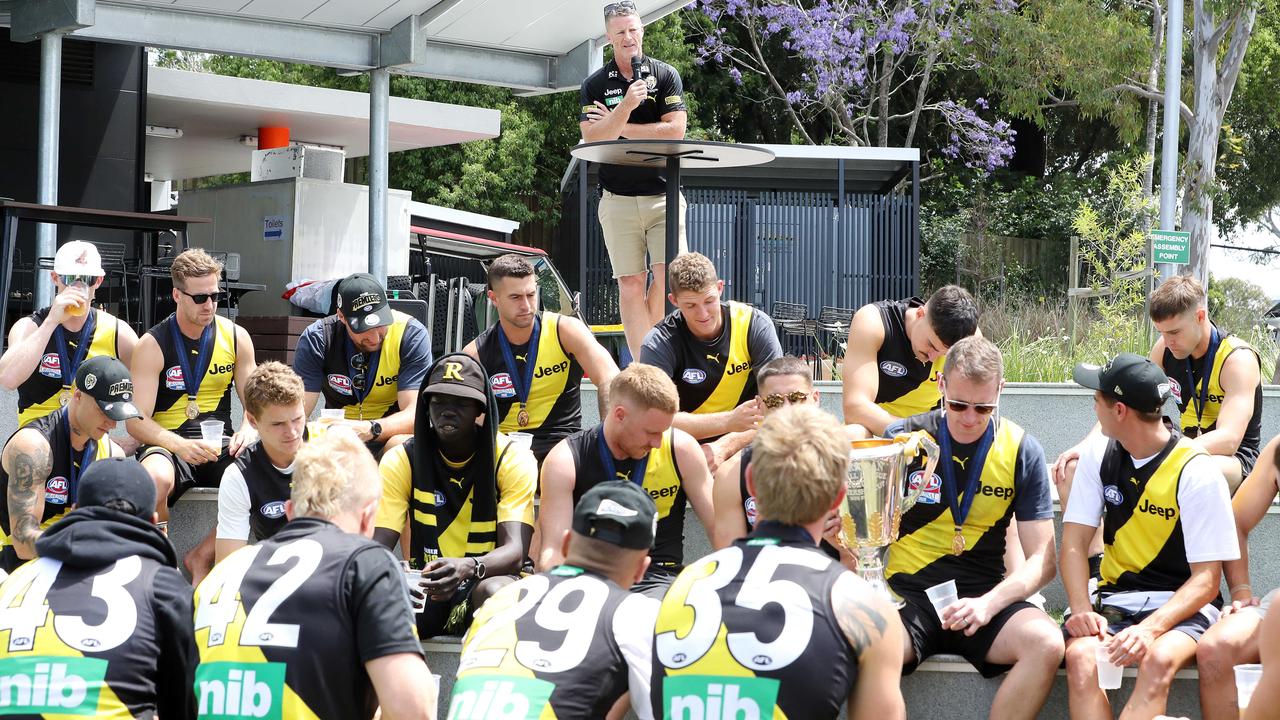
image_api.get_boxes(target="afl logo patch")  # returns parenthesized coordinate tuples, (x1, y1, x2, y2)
(490, 373, 516, 399)
(908, 469, 943, 504)
(39, 353, 61, 378)
(744, 496, 758, 526)
(1166, 377, 1182, 403)
(46, 476, 70, 505)
(164, 366, 186, 391)
(682, 369, 707, 384)
(434, 491, 446, 507)
(260, 501, 287, 519)
(328, 374, 353, 396)
(1104, 485, 1125, 506)
(880, 361, 909, 377)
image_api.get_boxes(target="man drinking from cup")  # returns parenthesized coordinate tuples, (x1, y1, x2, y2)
(0, 241, 139, 427)
(884, 336, 1062, 720)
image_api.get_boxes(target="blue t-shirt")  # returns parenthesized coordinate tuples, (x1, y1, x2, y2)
(293, 314, 432, 397)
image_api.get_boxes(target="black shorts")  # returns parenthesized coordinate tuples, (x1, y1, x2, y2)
(899, 589, 1038, 679)
(631, 565, 680, 599)
(419, 578, 478, 638)
(138, 441, 234, 505)
(1062, 602, 1214, 643)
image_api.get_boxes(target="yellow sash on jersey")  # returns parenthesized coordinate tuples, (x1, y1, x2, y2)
(636, 430, 682, 521)
(694, 302, 755, 415)
(17, 309, 120, 427)
(342, 310, 408, 421)
(879, 355, 945, 419)
(499, 312, 574, 433)
(887, 417, 1022, 580)
(153, 315, 237, 431)
(1178, 336, 1258, 434)
(1101, 439, 1202, 588)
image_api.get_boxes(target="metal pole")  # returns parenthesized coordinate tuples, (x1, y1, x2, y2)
(35, 32, 63, 308)
(1156, 0, 1183, 284)
(664, 156, 681, 313)
(368, 67, 390, 285)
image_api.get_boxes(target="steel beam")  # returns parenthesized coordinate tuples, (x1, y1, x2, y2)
(10, 0, 93, 42)
(35, 32, 63, 308)
(1156, 0, 1183, 284)
(394, 41, 556, 91)
(368, 67, 390, 286)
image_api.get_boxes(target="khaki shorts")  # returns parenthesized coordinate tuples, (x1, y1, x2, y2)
(598, 190, 687, 278)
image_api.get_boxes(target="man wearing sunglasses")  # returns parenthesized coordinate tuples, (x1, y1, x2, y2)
(580, 0, 689, 361)
(1062, 353, 1238, 719)
(883, 337, 1063, 720)
(0, 241, 139, 427)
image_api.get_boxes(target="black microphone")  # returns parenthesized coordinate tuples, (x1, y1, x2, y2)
(631, 56, 643, 86)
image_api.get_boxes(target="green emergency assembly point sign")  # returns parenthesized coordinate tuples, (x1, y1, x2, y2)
(1152, 230, 1190, 264)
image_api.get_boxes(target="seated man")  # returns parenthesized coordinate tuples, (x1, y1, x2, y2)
(886, 337, 1063, 719)
(1062, 353, 1238, 719)
(374, 353, 537, 638)
(652, 405, 906, 720)
(293, 272, 432, 453)
(0, 355, 135, 571)
(638, 252, 782, 471)
(455, 481, 660, 720)
(465, 253, 619, 464)
(538, 362, 714, 597)
(1195, 434, 1280, 720)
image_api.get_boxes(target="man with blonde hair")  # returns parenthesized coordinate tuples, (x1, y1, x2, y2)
(638, 252, 782, 471)
(538, 362, 714, 597)
(884, 336, 1062, 720)
(194, 427, 435, 720)
(651, 404, 906, 719)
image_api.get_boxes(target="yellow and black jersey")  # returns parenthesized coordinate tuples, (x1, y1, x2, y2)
(639, 301, 783, 417)
(652, 522, 858, 720)
(874, 298, 944, 418)
(1098, 431, 1207, 596)
(475, 312, 585, 461)
(16, 307, 122, 427)
(193, 517, 424, 720)
(0, 409, 114, 572)
(567, 425, 687, 569)
(1161, 330, 1262, 473)
(145, 313, 237, 437)
(886, 411, 1053, 596)
(453, 565, 656, 720)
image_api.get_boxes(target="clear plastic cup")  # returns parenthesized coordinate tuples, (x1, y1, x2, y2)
(1235, 663, 1263, 710)
(320, 408, 345, 422)
(199, 420, 225, 450)
(507, 432, 534, 452)
(65, 282, 89, 317)
(400, 561, 425, 614)
(924, 579, 958, 622)
(1096, 643, 1123, 690)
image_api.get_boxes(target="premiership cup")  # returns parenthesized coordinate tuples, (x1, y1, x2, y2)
(839, 432, 940, 607)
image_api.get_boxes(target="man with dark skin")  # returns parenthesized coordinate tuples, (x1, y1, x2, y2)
(373, 353, 537, 637)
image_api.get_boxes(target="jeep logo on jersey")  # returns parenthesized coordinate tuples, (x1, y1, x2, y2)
(979, 484, 1014, 500)
(533, 361, 569, 379)
(39, 353, 62, 378)
(1167, 377, 1182, 403)
(0, 656, 108, 714)
(45, 477, 70, 505)
(726, 360, 752, 376)
(682, 369, 707, 385)
(880, 361, 909, 377)
(908, 469, 942, 504)
(196, 661, 285, 720)
(259, 501, 286, 519)
(164, 366, 186, 391)
(327, 374, 353, 396)
(1103, 485, 1125, 506)
(1138, 498, 1177, 520)
(490, 373, 516, 399)
(448, 676, 555, 720)
(664, 676, 779, 720)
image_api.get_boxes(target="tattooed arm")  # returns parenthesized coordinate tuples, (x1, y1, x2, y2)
(831, 571, 906, 720)
(1, 430, 52, 560)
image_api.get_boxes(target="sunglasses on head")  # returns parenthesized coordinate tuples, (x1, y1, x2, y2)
(60, 274, 97, 287)
(351, 354, 368, 392)
(177, 288, 224, 305)
(761, 390, 810, 409)
(943, 396, 998, 415)
(604, 0, 637, 17)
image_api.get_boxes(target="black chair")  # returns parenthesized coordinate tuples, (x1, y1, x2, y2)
(769, 301, 820, 375)
(816, 305, 856, 365)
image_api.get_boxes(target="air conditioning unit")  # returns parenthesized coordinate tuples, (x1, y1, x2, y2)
(251, 145, 345, 183)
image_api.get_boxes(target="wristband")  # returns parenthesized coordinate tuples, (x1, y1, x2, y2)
(1229, 583, 1252, 597)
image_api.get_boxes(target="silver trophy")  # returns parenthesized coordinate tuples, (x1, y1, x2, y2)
(839, 432, 939, 607)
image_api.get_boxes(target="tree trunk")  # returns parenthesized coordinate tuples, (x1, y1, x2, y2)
(878, 45, 892, 147)
(1142, 0, 1163, 198)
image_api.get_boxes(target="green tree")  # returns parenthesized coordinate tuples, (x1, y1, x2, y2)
(1208, 274, 1272, 334)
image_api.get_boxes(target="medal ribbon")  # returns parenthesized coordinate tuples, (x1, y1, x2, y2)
(61, 408, 95, 501)
(54, 310, 96, 393)
(169, 315, 214, 409)
(939, 416, 995, 541)
(497, 314, 541, 412)
(1185, 326, 1221, 427)
(597, 427, 648, 487)
(344, 334, 381, 408)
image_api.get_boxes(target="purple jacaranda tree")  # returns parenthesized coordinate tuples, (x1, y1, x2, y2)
(689, 0, 1017, 171)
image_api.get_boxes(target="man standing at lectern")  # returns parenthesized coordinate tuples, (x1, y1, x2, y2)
(580, 0, 689, 361)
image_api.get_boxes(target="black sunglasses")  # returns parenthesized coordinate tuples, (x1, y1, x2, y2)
(604, 1, 637, 17)
(177, 288, 224, 305)
(59, 274, 97, 287)
(761, 391, 810, 409)
(351, 354, 368, 393)
(943, 396, 999, 415)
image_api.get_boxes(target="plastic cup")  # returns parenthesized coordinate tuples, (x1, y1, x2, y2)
(65, 282, 89, 317)
(1096, 643, 1123, 690)
(924, 579, 958, 622)
(400, 561, 425, 614)
(1235, 663, 1263, 710)
(507, 432, 534, 452)
(320, 408, 346, 422)
(199, 420, 225, 450)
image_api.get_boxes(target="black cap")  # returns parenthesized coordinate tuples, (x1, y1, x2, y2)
(76, 457, 156, 519)
(572, 481, 658, 550)
(335, 273, 392, 332)
(1073, 353, 1172, 413)
(75, 356, 141, 421)
(423, 353, 488, 405)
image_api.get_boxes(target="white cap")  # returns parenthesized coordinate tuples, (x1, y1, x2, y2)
(53, 241, 104, 277)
